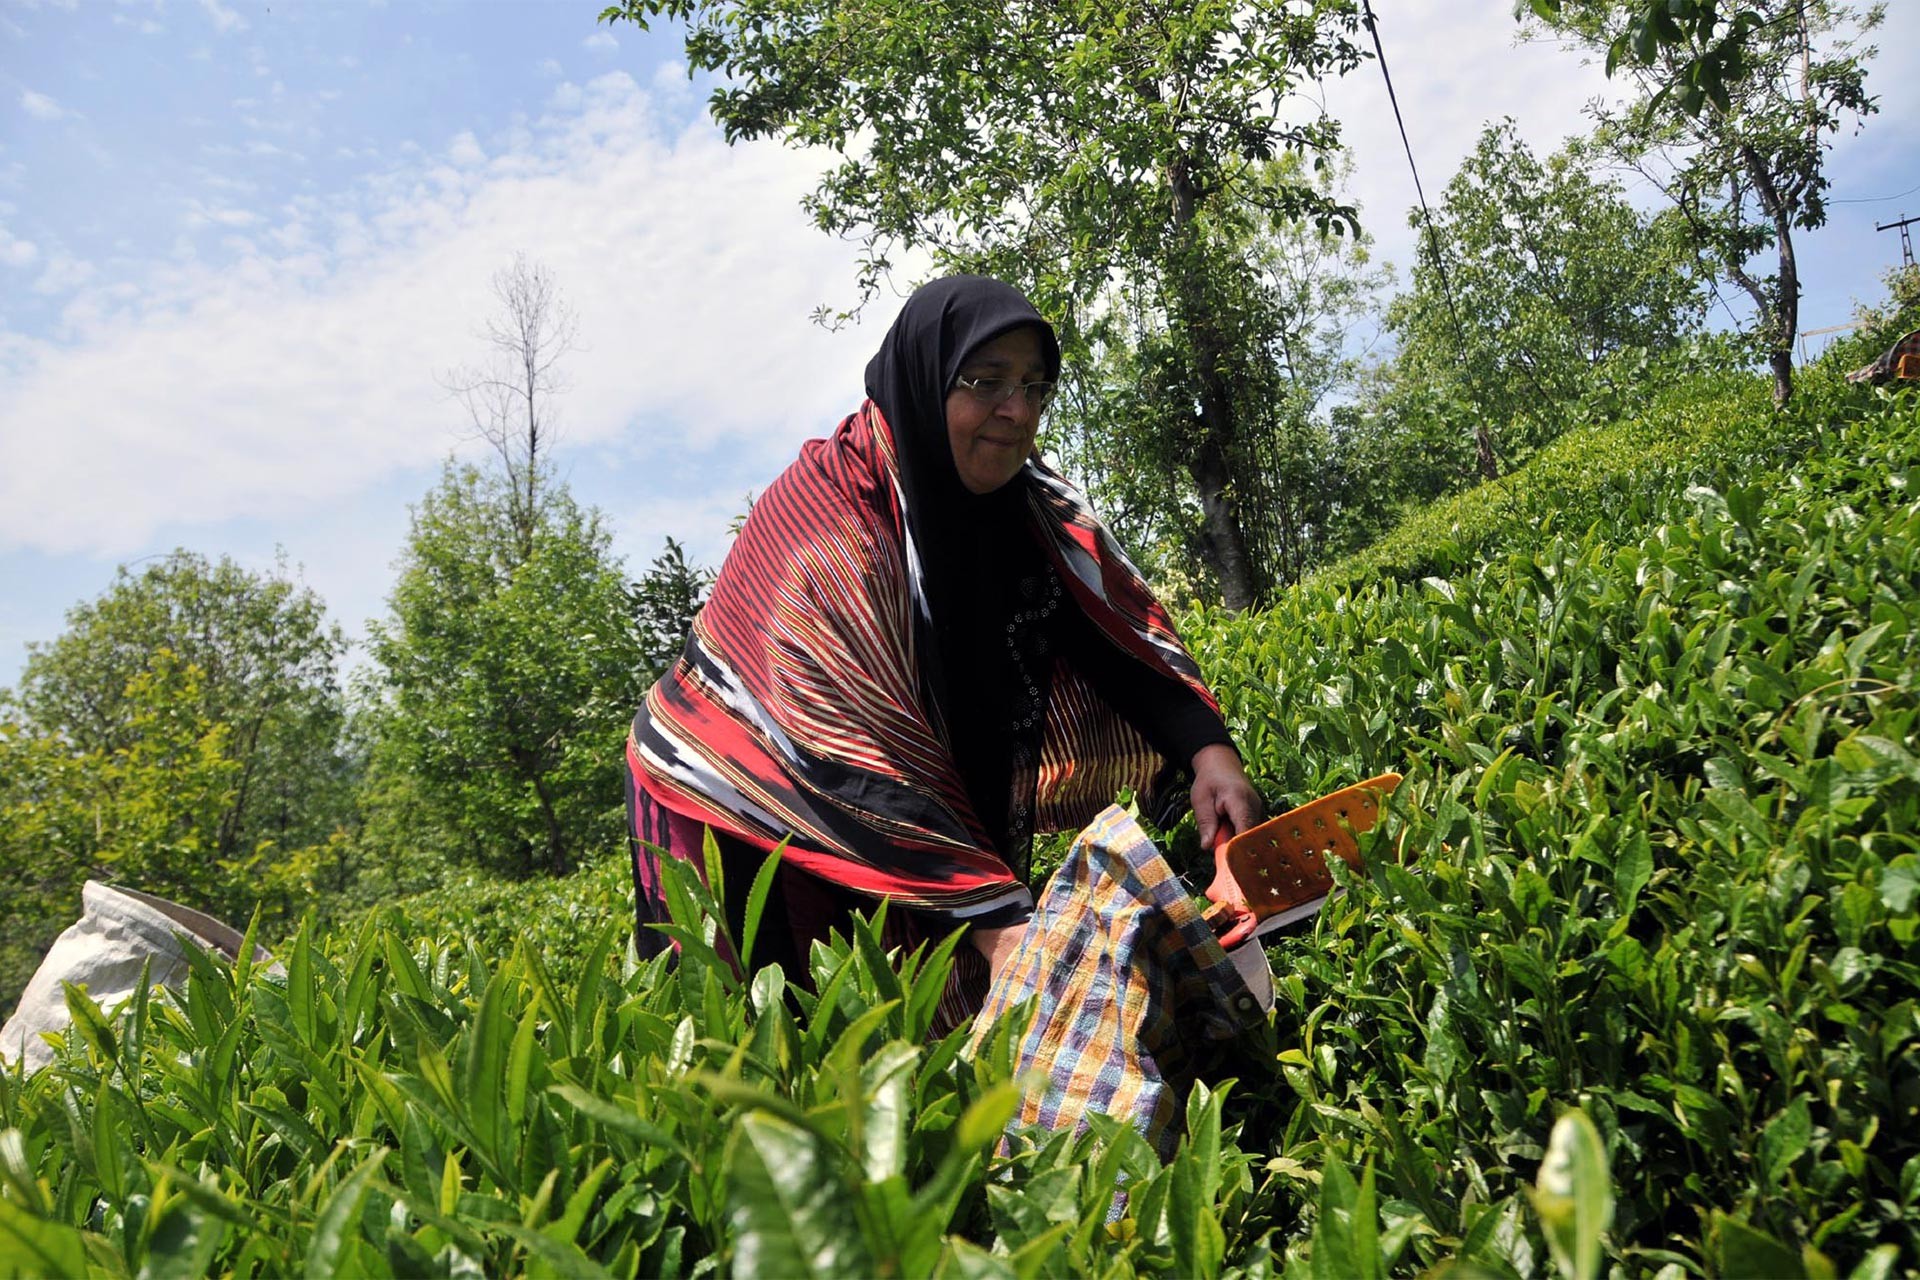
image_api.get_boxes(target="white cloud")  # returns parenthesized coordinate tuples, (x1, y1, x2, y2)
(184, 201, 260, 229)
(650, 60, 693, 107)
(583, 30, 618, 54)
(197, 0, 246, 35)
(31, 251, 94, 296)
(0, 228, 37, 268)
(446, 131, 486, 168)
(0, 72, 880, 557)
(536, 58, 563, 78)
(19, 89, 71, 121)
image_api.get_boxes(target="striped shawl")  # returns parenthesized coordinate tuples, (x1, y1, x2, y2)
(628, 401, 1218, 918)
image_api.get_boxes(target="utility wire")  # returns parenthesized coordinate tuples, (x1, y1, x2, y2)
(1359, 0, 1471, 358)
(1832, 180, 1920, 206)
(1362, 0, 1558, 475)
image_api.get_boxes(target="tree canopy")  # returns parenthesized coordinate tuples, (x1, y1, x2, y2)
(365, 464, 648, 877)
(604, 0, 1370, 607)
(1536, 0, 1881, 404)
(1386, 120, 1706, 465)
(15, 549, 351, 871)
(2, 553, 350, 1004)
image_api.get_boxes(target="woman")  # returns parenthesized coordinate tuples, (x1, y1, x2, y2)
(624, 275, 1261, 1031)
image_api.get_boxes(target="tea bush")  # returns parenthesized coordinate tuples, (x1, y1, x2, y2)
(1188, 376, 1920, 1276)
(3, 372, 1917, 1277)
(365, 849, 634, 985)
(0, 856, 1300, 1277)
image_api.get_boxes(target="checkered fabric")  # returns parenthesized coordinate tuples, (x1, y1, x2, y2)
(1848, 328, 1920, 384)
(968, 805, 1269, 1163)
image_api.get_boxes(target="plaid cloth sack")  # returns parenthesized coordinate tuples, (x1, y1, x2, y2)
(968, 805, 1271, 1164)
(1848, 328, 1920, 384)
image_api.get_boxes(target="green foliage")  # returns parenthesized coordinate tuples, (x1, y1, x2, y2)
(627, 537, 713, 681)
(2, 550, 350, 1009)
(1186, 371, 1920, 1274)
(1537, 0, 1883, 403)
(0, 842, 1281, 1276)
(0, 658, 253, 1009)
(367, 846, 633, 986)
(1522, 0, 1770, 116)
(363, 463, 650, 878)
(1384, 120, 1706, 470)
(1836, 265, 1920, 369)
(602, 0, 1370, 607)
(8, 365, 1920, 1276)
(1048, 157, 1392, 596)
(1320, 341, 1781, 588)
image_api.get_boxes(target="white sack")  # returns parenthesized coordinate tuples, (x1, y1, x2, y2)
(1, 882, 272, 1073)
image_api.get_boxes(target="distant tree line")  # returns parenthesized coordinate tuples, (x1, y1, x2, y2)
(0, 265, 716, 1004)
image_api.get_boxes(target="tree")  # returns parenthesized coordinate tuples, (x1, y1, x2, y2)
(365, 464, 649, 877)
(1047, 160, 1390, 592)
(604, 0, 1368, 608)
(1536, 1, 1881, 404)
(367, 256, 647, 877)
(15, 549, 352, 875)
(441, 253, 581, 561)
(629, 536, 714, 680)
(0, 651, 322, 1008)
(1385, 121, 1706, 465)
(1523, 0, 1773, 117)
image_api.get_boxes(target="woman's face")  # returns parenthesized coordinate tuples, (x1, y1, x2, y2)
(944, 325, 1048, 495)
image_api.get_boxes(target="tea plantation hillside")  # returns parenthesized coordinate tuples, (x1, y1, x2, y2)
(2, 369, 1916, 1278)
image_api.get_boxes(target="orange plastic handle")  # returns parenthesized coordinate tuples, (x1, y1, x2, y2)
(1202, 773, 1403, 946)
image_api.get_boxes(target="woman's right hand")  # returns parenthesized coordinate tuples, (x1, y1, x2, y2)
(1192, 742, 1264, 849)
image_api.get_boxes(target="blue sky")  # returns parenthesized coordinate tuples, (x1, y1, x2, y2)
(3, 1, 1916, 689)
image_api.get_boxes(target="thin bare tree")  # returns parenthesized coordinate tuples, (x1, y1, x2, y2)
(440, 253, 581, 562)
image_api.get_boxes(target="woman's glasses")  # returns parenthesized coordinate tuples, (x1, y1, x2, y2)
(954, 374, 1057, 411)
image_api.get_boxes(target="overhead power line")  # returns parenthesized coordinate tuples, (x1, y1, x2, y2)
(1833, 180, 1920, 206)
(1358, 1, 1469, 356)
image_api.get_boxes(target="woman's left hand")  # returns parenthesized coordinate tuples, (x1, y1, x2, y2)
(971, 922, 1024, 985)
(1191, 743, 1264, 850)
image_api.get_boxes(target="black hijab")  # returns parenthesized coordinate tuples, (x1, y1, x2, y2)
(863, 275, 1063, 859)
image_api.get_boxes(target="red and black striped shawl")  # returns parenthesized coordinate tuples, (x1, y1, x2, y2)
(628, 401, 1219, 918)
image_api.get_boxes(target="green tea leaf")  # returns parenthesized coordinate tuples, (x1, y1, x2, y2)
(726, 1111, 876, 1279)
(741, 840, 787, 973)
(1710, 1213, 1805, 1280)
(1531, 1110, 1612, 1280)
(1760, 1098, 1812, 1185)
(1881, 856, 1920, 914)
(0, 1196, 89, 1279)
(303, 1148, 389, 1277)
(1613, 827, 1652, 911)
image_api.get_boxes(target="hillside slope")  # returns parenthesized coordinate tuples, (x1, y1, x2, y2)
(1188, 368, 1920, 1274)
(3, 370, 1915, 1278)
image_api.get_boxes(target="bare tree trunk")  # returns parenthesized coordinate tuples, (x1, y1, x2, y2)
(1188, 439, 1260, 610)
(1738, 143, 1799, 406)
(1474, 425, 1500, 481)
(1169, 160, 1264, 611)
(441, 253, 579, 565)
